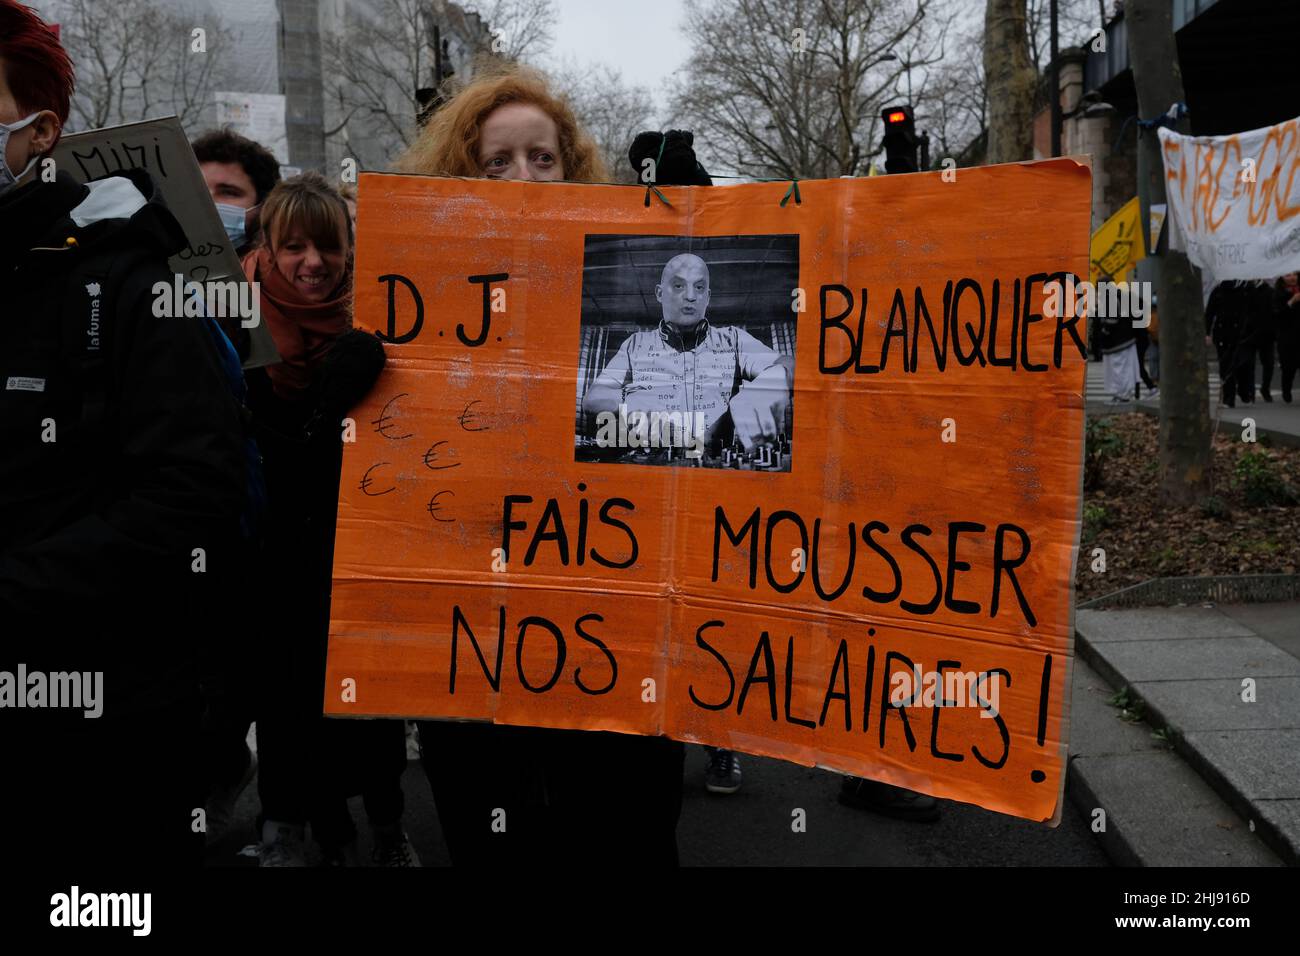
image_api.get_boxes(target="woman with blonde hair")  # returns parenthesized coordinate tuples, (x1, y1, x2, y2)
(398, 66, 684, 866)
(241, 173, 413, 866)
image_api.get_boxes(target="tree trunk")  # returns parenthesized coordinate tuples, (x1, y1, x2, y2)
(983, 0, 1036, 163)
(1128, 0, 1212, 505)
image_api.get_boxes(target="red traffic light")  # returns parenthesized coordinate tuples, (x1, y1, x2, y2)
(886, 110, 908, 125)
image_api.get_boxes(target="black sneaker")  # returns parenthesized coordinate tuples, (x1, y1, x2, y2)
(704, 748, 742, 794)
(838, 776, 940, 822)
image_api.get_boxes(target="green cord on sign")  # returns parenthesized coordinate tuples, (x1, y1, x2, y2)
(780, 179, 802, 207)
(643, 134, 672, 207)
(644, 184, 671, 208)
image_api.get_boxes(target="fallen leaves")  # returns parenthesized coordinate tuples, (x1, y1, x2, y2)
(1077, 414, 1300, 601)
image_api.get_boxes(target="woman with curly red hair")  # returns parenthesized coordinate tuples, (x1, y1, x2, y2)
(396, 65, 608, 182)
(397, 66, 684, 867)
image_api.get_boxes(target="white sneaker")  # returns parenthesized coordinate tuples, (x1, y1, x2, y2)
(257, 820, 309, 867)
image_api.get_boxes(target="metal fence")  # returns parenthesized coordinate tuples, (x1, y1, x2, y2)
(1080, 574, 1300, 609)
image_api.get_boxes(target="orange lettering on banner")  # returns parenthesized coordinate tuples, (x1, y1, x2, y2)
(1163, 138, 1187, 202)
(325, 160, 1092, 824)
(1192, 140, 1235, 235)
(1282, 118, 1300, 221)
(1250, 118, 1300, 225)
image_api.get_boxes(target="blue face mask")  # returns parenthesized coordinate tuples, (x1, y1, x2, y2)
(0, 113, 41, 198)
(215, 201, 250, 246)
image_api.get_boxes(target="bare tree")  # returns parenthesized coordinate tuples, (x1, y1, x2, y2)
(322, 0, 435, 169)
(48, 0, 232, 135)
(671, 0, 947, 181)
(1025, 0, 1102, 74)
(469, 0, 557, 63)
(551, 61, 657, 183)
(917, 30, 987, 163)
(919, 0, 1098, 165)
(983, 0, 1036, 163)
(323, 0, 555, 171)
(1128, 0, 1211, 504)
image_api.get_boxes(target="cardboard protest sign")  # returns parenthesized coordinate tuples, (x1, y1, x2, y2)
(1158, 114, 1300, 284)
(51, 117, 279, 369)
(325, 160, 1092, 823)
(1090, 195, 1145, 284)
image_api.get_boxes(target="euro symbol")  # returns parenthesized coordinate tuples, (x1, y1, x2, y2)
(359, 463, 397, 497)
(423, 440, 461, 471)
(458, 400, 488, 432)
(427, 489, 455, 523)
(373, 393, 414, 441)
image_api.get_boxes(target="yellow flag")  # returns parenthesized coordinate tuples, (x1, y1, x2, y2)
(1090, 196, 1145, 284)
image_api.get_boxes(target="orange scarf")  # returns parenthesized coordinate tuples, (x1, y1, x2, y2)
(243, 247, 353, 400)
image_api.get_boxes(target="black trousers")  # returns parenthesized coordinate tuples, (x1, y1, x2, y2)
(418, 721, 684, 866)
(1281, 342, 1298, 399)
(1134, 330, 1156, 388)
(1216, 340, 1253, 403)
(1256, 336, 1275, 393)
(256, 679, 408, 846)
(3, 699, 204, 869)
(252, 514, 407, 845)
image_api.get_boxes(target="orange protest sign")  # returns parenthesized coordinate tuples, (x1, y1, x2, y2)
(326, 160, 1092, 823)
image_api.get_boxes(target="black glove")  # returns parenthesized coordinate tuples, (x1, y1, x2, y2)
(628, 129, 713, 186)
(307, 329, 387, 439)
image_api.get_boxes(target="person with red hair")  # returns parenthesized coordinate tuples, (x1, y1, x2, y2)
(398, 66, 687, 866)
(0, 1, 245, 867)
(0, 0, 70, 188)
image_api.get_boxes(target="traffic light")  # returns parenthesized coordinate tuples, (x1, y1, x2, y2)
(881, 105, 918, 174)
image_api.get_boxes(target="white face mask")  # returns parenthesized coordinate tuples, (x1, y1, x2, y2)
(0, 113, 42, 197)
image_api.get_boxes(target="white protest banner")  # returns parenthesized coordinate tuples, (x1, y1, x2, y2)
(50, 117, 279, 369)
(1158, 115, 1300, 283)
(214, 92, 290, 165)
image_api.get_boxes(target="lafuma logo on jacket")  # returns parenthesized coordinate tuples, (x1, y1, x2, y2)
(85, 282, 102, 351)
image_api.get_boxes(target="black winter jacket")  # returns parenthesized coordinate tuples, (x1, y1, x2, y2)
(0, 169, 245, 718)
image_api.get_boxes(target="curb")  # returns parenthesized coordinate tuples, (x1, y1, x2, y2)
(1066, 653, 1282, 867)
(1074, 626, 1298, 866)
(1132, 403, 1300, 449)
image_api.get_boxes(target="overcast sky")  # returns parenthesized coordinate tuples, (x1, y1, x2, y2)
(545, 0, 691, 112)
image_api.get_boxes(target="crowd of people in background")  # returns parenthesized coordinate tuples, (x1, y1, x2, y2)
(1093, 274, 1300, 407)
(1207, 276, 1300, 407)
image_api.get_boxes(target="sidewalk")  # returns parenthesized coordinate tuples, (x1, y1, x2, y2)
(1072, 602, 1300, 865)
(1086, 360, 1300, 446)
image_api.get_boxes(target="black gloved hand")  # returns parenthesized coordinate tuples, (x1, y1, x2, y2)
(628, 130, 713, 186)
(307, 329, 387, 440)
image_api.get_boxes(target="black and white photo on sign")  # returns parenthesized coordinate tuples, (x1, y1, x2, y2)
(575, 234, 799, 471)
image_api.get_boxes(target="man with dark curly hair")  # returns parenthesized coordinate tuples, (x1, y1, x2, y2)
(192, 128, 281, 255)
